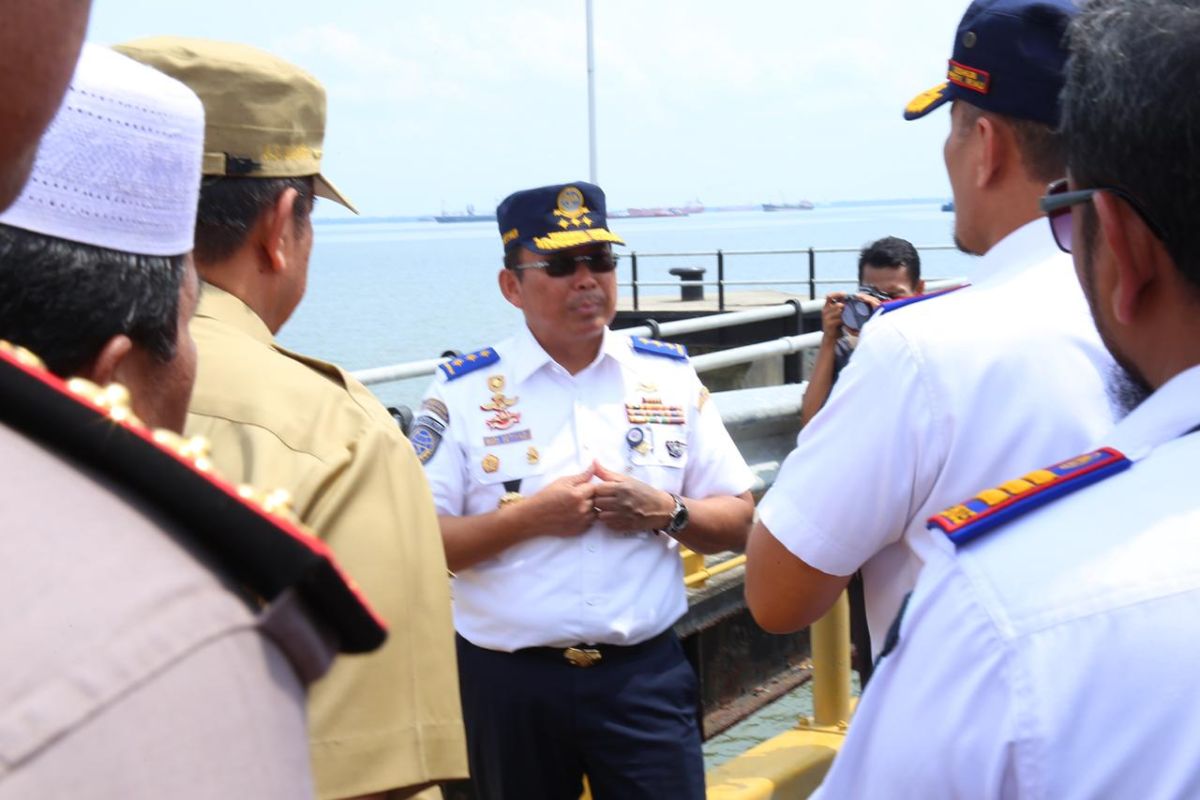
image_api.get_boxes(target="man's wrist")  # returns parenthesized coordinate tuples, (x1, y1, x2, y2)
(655, 492, 689, 535)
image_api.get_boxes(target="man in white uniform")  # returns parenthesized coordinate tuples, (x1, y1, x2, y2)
(814, 1, 1200, 795)
(417, 182, 755, 800)
(745, 0, 1116, 660)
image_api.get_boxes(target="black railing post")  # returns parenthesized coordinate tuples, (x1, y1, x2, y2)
(717, 249, 725, 311)
(631, 252, 640, 311)
(807, 247, 816, 300)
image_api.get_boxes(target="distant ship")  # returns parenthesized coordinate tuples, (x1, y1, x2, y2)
(611, 207, 690, 219)
(435, 204, 496, 224)
(941, 200, 955, 212)
(762, 201, 814, 212)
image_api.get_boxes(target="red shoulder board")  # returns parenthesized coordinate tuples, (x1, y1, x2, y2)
(0, 344, 386, 653)
(927, 447, 1132, 547)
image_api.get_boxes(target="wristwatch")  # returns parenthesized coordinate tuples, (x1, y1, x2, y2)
(657, 493, 689, 536)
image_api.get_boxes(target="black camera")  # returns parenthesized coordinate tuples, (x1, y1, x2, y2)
(840, 285, 893, 332)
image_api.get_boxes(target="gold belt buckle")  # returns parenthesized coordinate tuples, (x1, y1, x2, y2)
(563, 647, 602, 668)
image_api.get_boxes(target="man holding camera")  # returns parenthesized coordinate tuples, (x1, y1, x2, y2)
(746, 0, 1117, 663)
(799, 236, 924, 427)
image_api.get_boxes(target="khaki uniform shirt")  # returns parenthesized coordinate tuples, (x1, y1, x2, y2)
(0, 421, 319, 799)
(186, 283, 467, 799)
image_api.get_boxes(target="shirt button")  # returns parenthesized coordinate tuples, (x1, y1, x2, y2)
(586, 544, 597, 553)
(586, 597, 599, 606)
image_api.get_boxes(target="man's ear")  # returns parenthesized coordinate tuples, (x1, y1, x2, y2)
(498, 267, 523, 309)
(84, 333, 134, 386)
(915, 279, 926, 295)
(1093, 190, 1160, 326)
(974, 114, 1003, 189)
(261, 187, 300, 275)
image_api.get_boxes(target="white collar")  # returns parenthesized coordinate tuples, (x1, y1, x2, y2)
(506, 324, 631, 385)
(1107, 364, 1200, 461)
(972, 217, 1061, 287)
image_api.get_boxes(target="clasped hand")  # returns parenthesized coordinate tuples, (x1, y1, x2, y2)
(524, 461, 674, 537)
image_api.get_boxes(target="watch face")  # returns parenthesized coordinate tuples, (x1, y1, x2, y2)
(668, 495, 688, 532)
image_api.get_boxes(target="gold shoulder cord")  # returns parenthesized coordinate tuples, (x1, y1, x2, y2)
(1, 340, 298, 524)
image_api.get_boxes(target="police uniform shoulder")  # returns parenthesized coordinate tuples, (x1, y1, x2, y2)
(0, 342, 386, 654)
(438, 346, 500, 381)
(878, 284, 969, 316)
(631, 336, 689, 361)
(927, 447, 1132, 547)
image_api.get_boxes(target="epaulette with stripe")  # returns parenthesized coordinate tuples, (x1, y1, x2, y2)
(439, 347, 500, 380)
(927, 447, 1131, 547)
(878, 284, 968, 315)
(0, 342, 387, 653)
(631, 336, 689, 361)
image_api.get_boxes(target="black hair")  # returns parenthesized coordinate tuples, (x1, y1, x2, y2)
(1064, 0, 1200, 293)
(193, 175, 314, 265)
(858, 236, 921, 285)
(958, 102, 1067, 184)
(0, 224, 185, 377)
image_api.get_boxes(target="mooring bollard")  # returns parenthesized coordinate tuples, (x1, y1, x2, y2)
(668, 266, 706, 301)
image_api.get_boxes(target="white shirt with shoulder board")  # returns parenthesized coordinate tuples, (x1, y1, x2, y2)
(419, 324, 755, 651)
(757, 218, 1117, 658)
(814, 364, 1200, 799)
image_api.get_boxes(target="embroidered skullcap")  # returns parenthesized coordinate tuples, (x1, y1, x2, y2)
(0, 43, 204, 256)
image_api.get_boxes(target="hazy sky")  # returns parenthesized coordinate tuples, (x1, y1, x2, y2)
(88, 1, 967, 218)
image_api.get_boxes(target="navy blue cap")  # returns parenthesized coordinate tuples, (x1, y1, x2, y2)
(904, 0, 1077, 126)
(496, 181, 625, 254)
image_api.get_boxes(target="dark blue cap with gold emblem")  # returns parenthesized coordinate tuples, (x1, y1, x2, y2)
(903, 0, 1077, 126)
(496, 181, 626, 254)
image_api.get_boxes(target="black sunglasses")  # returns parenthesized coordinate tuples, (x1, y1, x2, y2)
(1040, 178, 1167, 254)
(511, 252, 618, 278)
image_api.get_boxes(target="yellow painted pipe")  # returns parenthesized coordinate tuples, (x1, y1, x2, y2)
(684, 554, 747, 588)
(810, 592, 851, 727)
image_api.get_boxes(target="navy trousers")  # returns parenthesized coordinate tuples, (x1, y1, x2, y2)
(455, 631, 706, 800)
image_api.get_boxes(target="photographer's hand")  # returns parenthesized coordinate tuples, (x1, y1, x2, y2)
(821, 292, 847, 340)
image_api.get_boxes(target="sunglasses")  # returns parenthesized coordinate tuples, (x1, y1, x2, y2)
(511, 252, 618, 278)
(1040, 178, 1167, 254)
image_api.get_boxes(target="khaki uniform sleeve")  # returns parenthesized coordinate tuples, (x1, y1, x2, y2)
(303, 420, 468, 798)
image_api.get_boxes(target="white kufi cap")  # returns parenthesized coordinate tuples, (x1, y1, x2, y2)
(0, 44, 204, 256)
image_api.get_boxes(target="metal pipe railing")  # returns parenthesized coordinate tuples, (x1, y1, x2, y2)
(692, 332, 824, 373)
(349, 278, 965, 387)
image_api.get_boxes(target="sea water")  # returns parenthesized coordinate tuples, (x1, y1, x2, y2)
(282, 203, 974, 411)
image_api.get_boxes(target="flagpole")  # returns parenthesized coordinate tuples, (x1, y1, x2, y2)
(586, 0, 598, 183)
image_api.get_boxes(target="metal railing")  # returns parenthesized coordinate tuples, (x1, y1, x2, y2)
(621, 244, 960, 310)
(350, 279, 963, 388)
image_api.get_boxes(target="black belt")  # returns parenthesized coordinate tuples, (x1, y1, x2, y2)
(510, 628, 674, 668)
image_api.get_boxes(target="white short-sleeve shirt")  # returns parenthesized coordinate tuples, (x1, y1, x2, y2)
(419, 325, 755, 651)
(757, 219, 1117, 657)
(815, 365, 1200, 799)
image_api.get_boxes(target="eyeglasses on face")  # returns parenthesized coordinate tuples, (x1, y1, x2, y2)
(511, 252, 618, 278)
(1040, 178, 1167, 254)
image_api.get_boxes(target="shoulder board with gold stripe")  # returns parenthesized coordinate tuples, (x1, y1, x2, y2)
(878, 284, 969, 315)
(927, 447, 1132, 547)
(0, 344, 387, 653)
(439, 347, 500, 381)
(631, 337, 689, 361)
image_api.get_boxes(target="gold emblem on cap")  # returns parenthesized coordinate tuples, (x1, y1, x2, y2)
(553, 186, 593, 229)
(557, 186, 584, 217)
(488, 374, 506, 391)
(963, 31, 977, 48)
(482, 454, 500, 473)
(527, 446, 540, 464)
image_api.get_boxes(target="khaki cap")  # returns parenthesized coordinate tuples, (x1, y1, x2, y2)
(114, 36, 356, 213)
